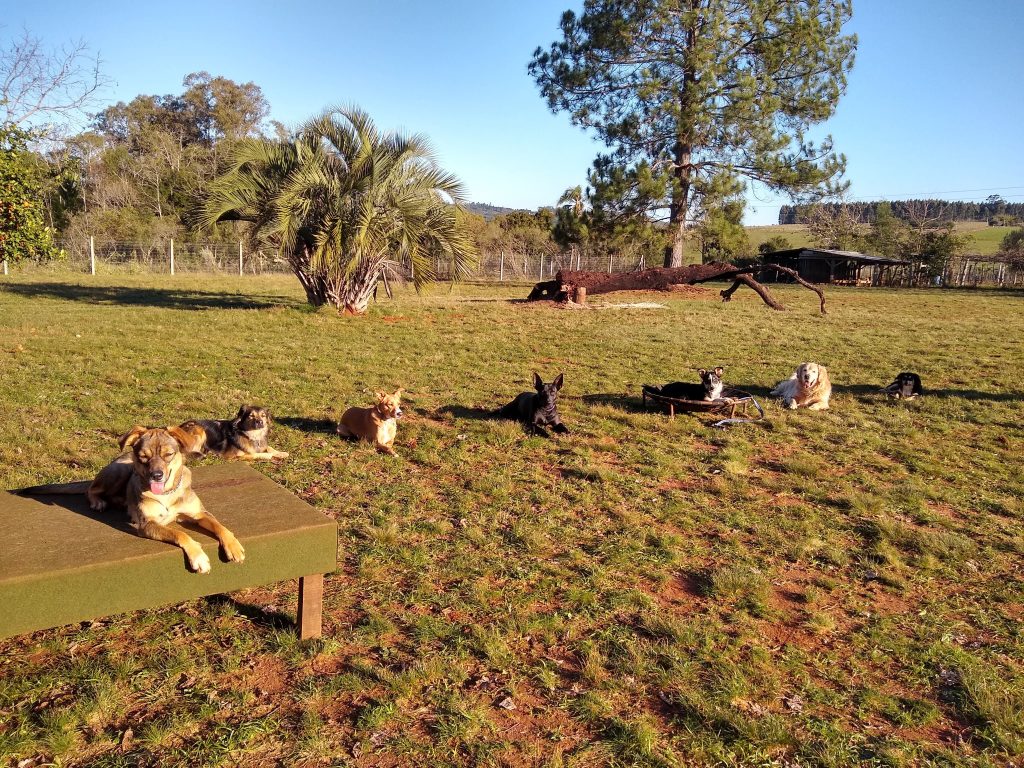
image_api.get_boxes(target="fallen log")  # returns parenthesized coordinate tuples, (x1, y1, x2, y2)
(526, 262, 826, 314)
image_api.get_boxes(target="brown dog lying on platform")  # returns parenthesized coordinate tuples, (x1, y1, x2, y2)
(336, 389, 404, 456)
(22, 426, 244, 574)
(177, 405, 288, 461)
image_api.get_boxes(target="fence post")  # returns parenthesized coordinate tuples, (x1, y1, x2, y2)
(608, 252, 613, 273)
(170, 239, 175, 275)
(2, 259, 6, 276)
(499, 251, 504, 282)
(90, 236, 96, 275)
(539, 253, 544, 280)
(239, 241, 243, 276)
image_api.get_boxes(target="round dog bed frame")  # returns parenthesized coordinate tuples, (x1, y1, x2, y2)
(641, 386, 765, 425)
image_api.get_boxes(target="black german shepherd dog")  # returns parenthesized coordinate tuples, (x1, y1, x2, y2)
(497, 372, 569, 437)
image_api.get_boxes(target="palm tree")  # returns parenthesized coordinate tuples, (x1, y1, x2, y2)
(193, 107, 477, 313)
(553, 185, 589, 269)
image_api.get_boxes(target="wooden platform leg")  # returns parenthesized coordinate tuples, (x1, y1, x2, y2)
(297, 574, 324, 640)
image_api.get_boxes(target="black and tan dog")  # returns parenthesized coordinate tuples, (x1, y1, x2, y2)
(21, 426, 244, 573)
(497, 372, 569, 437)
(881, 372, 923, 399)
(177, 405, 288, 461)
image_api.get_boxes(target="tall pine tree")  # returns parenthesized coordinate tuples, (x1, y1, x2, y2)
(530, 0, 857, 266)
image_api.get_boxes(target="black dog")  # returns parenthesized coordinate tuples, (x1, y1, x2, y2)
(643, 367, 725, 402)
(497, 372, 569, 437)
(881, 372, 923, 399)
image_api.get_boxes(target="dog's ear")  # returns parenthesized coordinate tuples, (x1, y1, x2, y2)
(233, 405, 248, 427)
(698, 369, 707, 377)
(119, 425, 149, 450)
(714, 367, 724, 377)
(375, 390, 387, 401)
(166, 425, 198, 455)
(393, 388, 403, 397)
(533, 372, 543, 391)
(553, 373, 564, 391)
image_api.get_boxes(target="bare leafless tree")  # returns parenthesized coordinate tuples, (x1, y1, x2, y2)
(902, 199, 950, 231)
(1, 27, 108, 133)
(802, 197, 862, 251)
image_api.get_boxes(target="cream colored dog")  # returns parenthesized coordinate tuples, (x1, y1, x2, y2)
(770, 362, 832, 410)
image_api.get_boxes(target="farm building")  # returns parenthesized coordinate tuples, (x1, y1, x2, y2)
(759, 248, 910, 285)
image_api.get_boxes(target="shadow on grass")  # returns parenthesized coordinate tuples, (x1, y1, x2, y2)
(832, 383, 1024, 403)
(580, 393, 652, 414)
(276, 416, 338, 434)
(928, 389, 1024, 402)
(203, 594, 295, 630)
(0, 281, 298, 310)
(436, 404, 499, 421)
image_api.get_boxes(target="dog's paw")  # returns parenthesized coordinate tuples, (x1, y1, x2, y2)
(189, 549, 212, 574)
(89, 498, 107, 512)
(272, 450, 290, 459)
(785, 399, 798, 410)
(222, 535, 245, 563)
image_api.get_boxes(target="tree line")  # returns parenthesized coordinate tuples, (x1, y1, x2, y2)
(778, 197, 1024, 226)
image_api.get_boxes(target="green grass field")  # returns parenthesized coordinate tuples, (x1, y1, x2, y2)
(746, 221, 1016, 256)
(2, 273, 1023, 767)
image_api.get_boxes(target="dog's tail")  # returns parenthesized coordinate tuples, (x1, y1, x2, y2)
(172, 422, 209, 457)
(495, 402, 516, 419)
(641, 384, 663, 397)
(17, 481, 91, 496)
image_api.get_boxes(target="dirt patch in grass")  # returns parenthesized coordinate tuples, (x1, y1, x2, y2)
(667, 284, 715, 297)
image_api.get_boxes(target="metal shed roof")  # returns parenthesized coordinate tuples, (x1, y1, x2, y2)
(762, 248, 910, 266)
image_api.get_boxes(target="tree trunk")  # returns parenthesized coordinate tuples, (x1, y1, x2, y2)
(526, 262, 827, 314)
(665, 34, 697, 269)
(665, 143, 691, 268)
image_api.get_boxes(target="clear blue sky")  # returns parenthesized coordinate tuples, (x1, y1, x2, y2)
(2, 0, 1022, 225)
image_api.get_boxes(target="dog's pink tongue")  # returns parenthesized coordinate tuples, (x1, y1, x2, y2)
(150, 480, 166, 494)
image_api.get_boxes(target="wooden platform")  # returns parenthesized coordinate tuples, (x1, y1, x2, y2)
(1, 463, 337, 640)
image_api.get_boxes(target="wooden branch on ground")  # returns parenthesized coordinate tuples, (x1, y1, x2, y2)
(525, 262, 826, 314)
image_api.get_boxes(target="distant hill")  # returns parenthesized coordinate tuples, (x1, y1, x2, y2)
(464, 202, 523, 221)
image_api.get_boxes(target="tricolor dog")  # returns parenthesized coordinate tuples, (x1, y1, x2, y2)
(881, 372, 923, 399)
(643, 367, 725, 402)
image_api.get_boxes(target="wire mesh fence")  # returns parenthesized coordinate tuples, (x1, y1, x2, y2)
(6, 239, 1017, 288)
(24, 240, 650, 281)
(55, 239, 293, 275)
